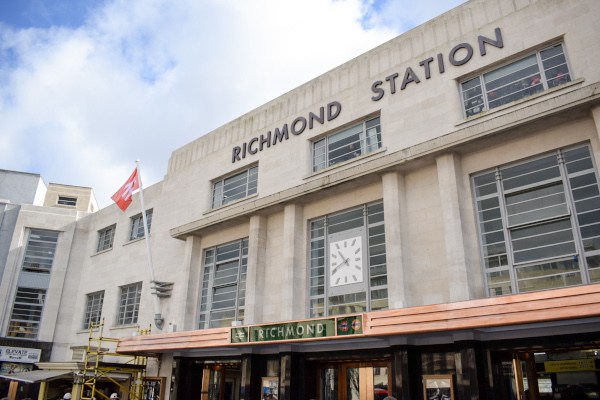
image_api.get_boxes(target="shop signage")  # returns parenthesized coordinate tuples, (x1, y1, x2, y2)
(544, 359, 596, 372)
(230, 315, 363, 343)
(0, 346, 41, 363)
(1, 362, 33, 375)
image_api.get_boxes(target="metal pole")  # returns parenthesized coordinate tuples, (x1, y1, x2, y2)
(135, 160, 163, 329)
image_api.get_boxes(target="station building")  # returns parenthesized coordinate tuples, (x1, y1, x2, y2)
(3, 0, 600, 399)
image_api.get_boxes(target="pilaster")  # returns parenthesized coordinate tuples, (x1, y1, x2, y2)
(245, 214, 268, 325)
(382, 171, 412, 307)
(281, 203, 304, 321)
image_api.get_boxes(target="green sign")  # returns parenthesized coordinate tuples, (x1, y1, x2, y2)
(250, 319, 336, 342)
(229, 315, 364, 343)
(231, 327, 249, 343)
(336, 315, 363, 336)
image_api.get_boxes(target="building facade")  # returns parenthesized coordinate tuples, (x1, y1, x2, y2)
(4, 0, 600, 399)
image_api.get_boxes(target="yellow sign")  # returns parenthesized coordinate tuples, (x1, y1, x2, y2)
(544, 359, 595, 372)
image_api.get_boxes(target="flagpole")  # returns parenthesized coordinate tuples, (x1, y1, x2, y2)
(136, 159, 163, 330)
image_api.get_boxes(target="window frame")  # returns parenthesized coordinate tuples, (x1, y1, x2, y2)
(312, 117, 382, 172)
(97, 225, 116, 252)
(307, 201, 388, 318)
(129, 210, 152, 241)
(7, 287, 47, 340)
(117, 283, 142, 326)
(472, 144, 600, 297)
(83, 291, 104, 330)
(21, 229, 60, 274)
(460, 42, 573, 118)
(57, 196, 77, 206)
(211, 166, 258, 209)
(198, 238, 248, 330)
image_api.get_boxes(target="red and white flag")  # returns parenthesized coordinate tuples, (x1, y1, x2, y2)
(111, 168, 139, 211)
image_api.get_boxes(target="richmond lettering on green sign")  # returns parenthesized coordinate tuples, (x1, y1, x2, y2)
(229, 315, 364, 343)
(250, 319, 336, 342)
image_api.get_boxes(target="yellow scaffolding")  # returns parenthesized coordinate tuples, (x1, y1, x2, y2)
(81, 319, 150, 400)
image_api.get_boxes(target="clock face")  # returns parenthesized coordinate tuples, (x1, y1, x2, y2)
(329, 236, 363, 287)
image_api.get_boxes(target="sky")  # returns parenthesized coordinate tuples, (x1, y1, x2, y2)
(0, 0, 467, 208)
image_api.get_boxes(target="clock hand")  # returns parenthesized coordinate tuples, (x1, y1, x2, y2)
(337, 251, 350, 266)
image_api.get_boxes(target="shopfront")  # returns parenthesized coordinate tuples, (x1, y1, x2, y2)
(118, 284, 600, 400)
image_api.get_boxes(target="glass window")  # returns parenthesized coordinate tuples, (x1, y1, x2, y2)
(83, 291, 104, 329)
(313, 117, 382, 172)
(7, 287, 46, 339)
(308, 202, 388, 318)
(21, 229, 59, 274)
(97, 225, 116, 252)
(57, 196, 77, 206)
(199, 238, 248, 329)
(212, 167, 258, 208)
(130, 210, 152, 240)
(473, 145, 600, 296)
(462, 43, 572, 117)
(117, 283, 142, 325)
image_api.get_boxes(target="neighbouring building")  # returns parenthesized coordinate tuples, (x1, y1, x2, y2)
(3, 0, 600, 399)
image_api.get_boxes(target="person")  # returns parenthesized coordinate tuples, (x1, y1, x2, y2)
(110, 393, 120, 400)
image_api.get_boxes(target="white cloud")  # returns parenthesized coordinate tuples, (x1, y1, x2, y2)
(0, 0, 465, 207)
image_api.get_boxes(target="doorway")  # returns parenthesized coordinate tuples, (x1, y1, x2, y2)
(201, 364, 241, 400)
(319, 361, 391, 400)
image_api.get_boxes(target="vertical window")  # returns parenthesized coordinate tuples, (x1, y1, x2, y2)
(313, 117, 382, 172)
(97, 225, 116, 252)
(461, 43, 572, 117)
(473, 145, 600, 296)
(117, 283, 142, 325)
(7, 287, 46, 339)
(22, 229, 59, 274)
(83, 291, 104, 329)
(212, 167, 258, 208)
(308, 202, 388, 318)
(57, 196, 77, 206)
(130, 210, 152, 240)
(199, 238, 248, 329)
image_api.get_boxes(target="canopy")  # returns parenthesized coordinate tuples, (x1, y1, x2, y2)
(0, 370, 72, 383)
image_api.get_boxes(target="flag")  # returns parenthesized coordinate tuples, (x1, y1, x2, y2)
(111, 168, 139, 211)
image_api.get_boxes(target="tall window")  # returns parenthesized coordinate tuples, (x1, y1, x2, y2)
(117, 283, 142, 325)
(97, 225, 116, 252)
(313, 117, 382, 172)
(57, 196, 77, 206)
(461, 43, 572, 117)
(473, 145, 600, 296)
(199, 239, 248, 329)
(83, 291, 104, 329)
(130, 210, 152, 240)
(22, 229, 59, 274)
(212, 167, 258, 208)
(308, 202, 388, 318)
(7, 287, 46, 339)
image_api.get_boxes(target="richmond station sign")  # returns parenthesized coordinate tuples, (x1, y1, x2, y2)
(231, 28, 504, 163)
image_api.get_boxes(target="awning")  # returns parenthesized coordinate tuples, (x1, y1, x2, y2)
(0, 370, 72, 383)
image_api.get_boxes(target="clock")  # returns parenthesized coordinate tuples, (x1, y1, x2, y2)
(329, 236, 363, 287)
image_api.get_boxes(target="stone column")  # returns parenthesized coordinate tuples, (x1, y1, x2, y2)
(281, 203, 304, 321)
(391, 345, 420, 400)
(436, 153, 472, 302)
(382, 171, 412, 308)
(178, 235, 202, 331)
(454, 340, 488, 400)
(245, 214, 268, 325)
(241, 353, 260, 400)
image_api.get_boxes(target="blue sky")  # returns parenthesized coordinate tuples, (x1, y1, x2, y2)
(0, 0, 466, 208)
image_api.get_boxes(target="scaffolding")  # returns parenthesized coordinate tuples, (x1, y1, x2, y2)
(80, 319, 150, 400)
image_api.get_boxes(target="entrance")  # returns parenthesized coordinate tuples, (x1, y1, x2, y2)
(201, 364, 240, 400)
(319, 361, 391, 400)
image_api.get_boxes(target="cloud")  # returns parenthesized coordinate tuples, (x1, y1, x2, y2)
(0, 0, 464, 208)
